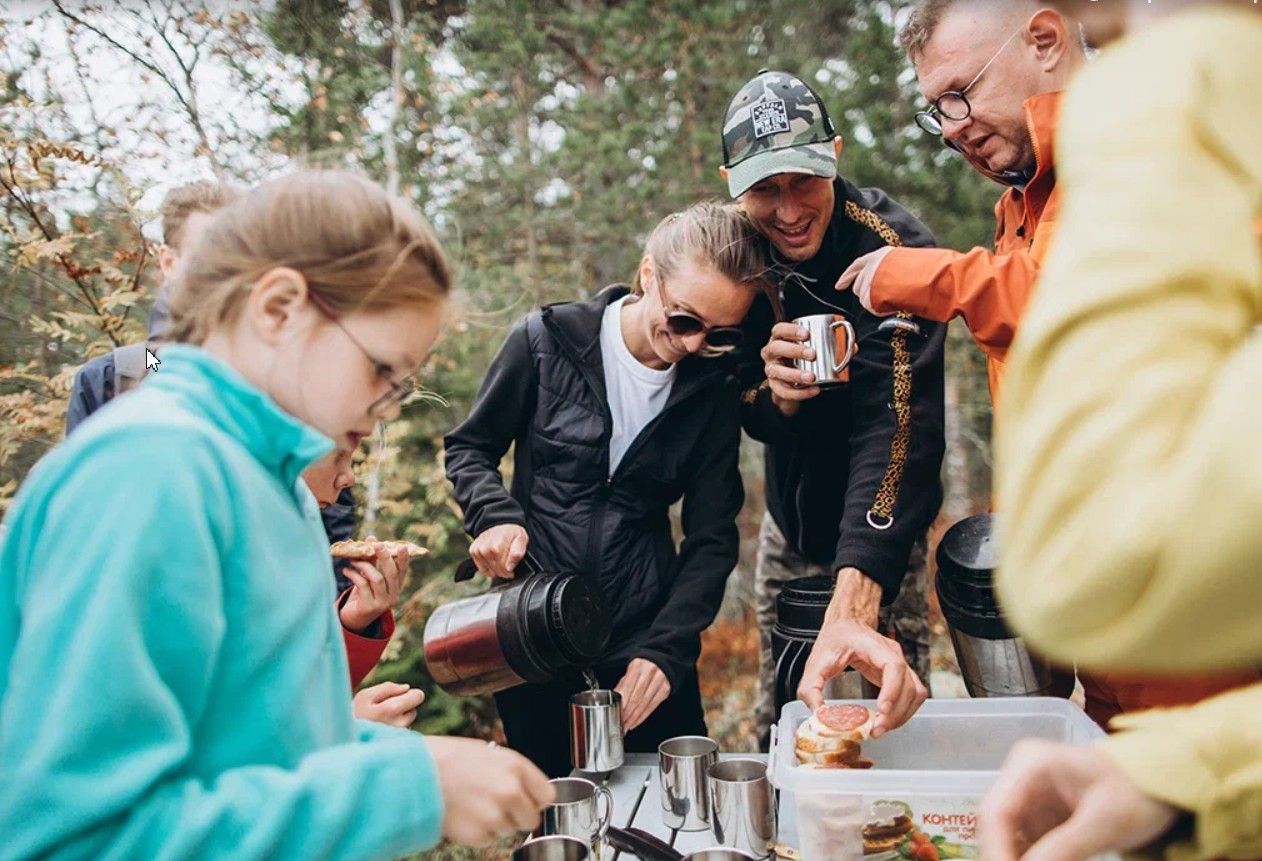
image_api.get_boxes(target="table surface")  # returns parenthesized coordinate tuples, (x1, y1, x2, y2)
(576, 753, 794, 860)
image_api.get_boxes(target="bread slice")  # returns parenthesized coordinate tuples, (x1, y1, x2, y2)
(799, 757, 874, 770)
(330, 539, 429, 560)
(795, 745, 864, 766)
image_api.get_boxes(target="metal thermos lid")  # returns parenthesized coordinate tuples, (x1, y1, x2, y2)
(937, 512, 998, 579)
(549, 575, 610, 663)
(935, 513, 1013, 640)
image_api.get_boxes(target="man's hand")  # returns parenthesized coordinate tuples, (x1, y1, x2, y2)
(428, 737, 555, 846)
(979, 739, 1181, 861)
(614, 658, 672, 733)
(353, 681, 425, 727)
(339, 540, 409, 632)
(835, 247, 894, 316)
(760, 321, 823, 416)
(470, 523, 529, 580)
(797, 567, 927, 737)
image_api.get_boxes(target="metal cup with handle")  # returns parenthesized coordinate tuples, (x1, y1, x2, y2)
(708, 759, 776, 860)
(569, 689, 625, 773)
(537, 777, 613, 853)
(658, 736, 719, 831)
(791, 313, 857, 386)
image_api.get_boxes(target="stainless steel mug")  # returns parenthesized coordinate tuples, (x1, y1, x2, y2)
(569, 690, 624, 773)
(708, 759, 776, 859)
(792, 314, 857, 386)
(538, 777, 613, 851)
(659, 736, 719, 831)
(512, 835, 591, 861)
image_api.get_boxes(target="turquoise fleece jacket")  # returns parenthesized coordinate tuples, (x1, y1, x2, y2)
(0, 345, 443, 860)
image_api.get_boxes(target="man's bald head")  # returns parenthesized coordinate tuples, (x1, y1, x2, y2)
(901, 0, 1085, 177)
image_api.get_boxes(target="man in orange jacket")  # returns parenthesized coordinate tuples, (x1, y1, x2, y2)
(840, 0, 1077, 402)
(840, 0, 1256, 728)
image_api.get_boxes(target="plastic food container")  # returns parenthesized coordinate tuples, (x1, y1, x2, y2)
(768, 698, 1107, 861)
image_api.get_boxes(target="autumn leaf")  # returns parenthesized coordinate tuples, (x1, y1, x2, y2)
(14, 235, 75, 268)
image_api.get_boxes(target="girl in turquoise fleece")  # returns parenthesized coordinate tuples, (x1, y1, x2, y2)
(0, 170, 552, 860)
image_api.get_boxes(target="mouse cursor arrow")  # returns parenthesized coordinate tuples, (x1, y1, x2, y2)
(145, 349, 161, 372)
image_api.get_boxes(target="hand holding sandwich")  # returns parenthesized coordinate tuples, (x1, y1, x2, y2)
(797, 567, 927, 738)
(339, 538, 411, 632)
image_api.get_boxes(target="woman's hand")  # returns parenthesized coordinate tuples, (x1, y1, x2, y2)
(428, 737, 555, 847)
(469, 523, 529, 579)
(352, 682, 425, 727)
(339, 540, 408, 632)
(979, 739, 1180, 860)
(614, 658, 672, 732)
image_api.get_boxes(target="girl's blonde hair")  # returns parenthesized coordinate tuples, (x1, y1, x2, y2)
(164, 170, 452, 344)
(630, 200, 769, 297)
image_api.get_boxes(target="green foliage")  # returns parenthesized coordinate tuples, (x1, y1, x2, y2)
(0, 4, 999, 855)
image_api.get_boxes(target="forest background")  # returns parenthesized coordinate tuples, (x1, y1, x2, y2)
(0, 2, 995, 856)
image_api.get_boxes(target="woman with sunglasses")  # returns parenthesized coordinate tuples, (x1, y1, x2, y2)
(444, 201, 768, 776)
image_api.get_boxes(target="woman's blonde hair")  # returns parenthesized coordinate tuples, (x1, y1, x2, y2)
(631, 200, 769, 298)
(164, 170, 452, 344)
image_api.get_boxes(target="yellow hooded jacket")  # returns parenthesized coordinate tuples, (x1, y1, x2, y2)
(996, 7, 1262, 860)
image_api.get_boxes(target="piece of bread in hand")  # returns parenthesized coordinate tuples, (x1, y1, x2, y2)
(329, 539, 429, 561)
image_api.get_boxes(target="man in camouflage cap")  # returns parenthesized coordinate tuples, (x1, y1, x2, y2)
(721, 70, 947, 744)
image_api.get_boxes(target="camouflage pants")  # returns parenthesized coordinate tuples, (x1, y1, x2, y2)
(753, 512, 931, 743)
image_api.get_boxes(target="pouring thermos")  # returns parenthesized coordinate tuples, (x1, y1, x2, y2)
(936, 513, 1074, 698)
(423, 553, 610, 697)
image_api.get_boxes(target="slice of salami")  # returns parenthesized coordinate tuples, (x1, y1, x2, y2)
(817, 704, 871, 732)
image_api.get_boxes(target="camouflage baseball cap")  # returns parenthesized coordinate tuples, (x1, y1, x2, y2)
(721, 70, 837, 198)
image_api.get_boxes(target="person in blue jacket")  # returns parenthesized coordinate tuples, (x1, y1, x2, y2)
(0, 169, 553, 859)
(65, 180, 239, 433)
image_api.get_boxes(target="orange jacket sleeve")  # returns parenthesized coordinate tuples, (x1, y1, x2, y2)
(867, 243, 1041, 359)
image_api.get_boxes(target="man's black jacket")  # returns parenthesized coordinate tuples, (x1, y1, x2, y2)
(733, 177, 946, 603)
(443, 287, 743, 690)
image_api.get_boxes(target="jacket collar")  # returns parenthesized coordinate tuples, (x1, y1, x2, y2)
(147, 344, 333, 489)
(1023, 90, 1060, 186)
(540, 284, 627, 363)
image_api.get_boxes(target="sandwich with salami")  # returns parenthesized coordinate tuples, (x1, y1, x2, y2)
(795, 704, 876, 769)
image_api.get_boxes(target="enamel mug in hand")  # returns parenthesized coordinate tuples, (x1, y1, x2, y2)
(659, 736, 719, 831)
(537, 777, 613, 850)
(792, 314, 857, 386)
(512, 835, 591, 861)
(570, 690, 624, 773)
(708, 759, 776, 859)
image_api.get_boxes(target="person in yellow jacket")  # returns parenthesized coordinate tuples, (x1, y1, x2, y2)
(979, 2, 1262, 859)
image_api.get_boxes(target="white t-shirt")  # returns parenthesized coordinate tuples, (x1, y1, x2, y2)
(600, 296, 675, 476)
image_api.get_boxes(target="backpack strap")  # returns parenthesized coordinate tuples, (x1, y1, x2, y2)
(112, 343, 152, 395)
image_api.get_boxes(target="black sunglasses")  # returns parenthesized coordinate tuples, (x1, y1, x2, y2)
(657, 278, 744, 352)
